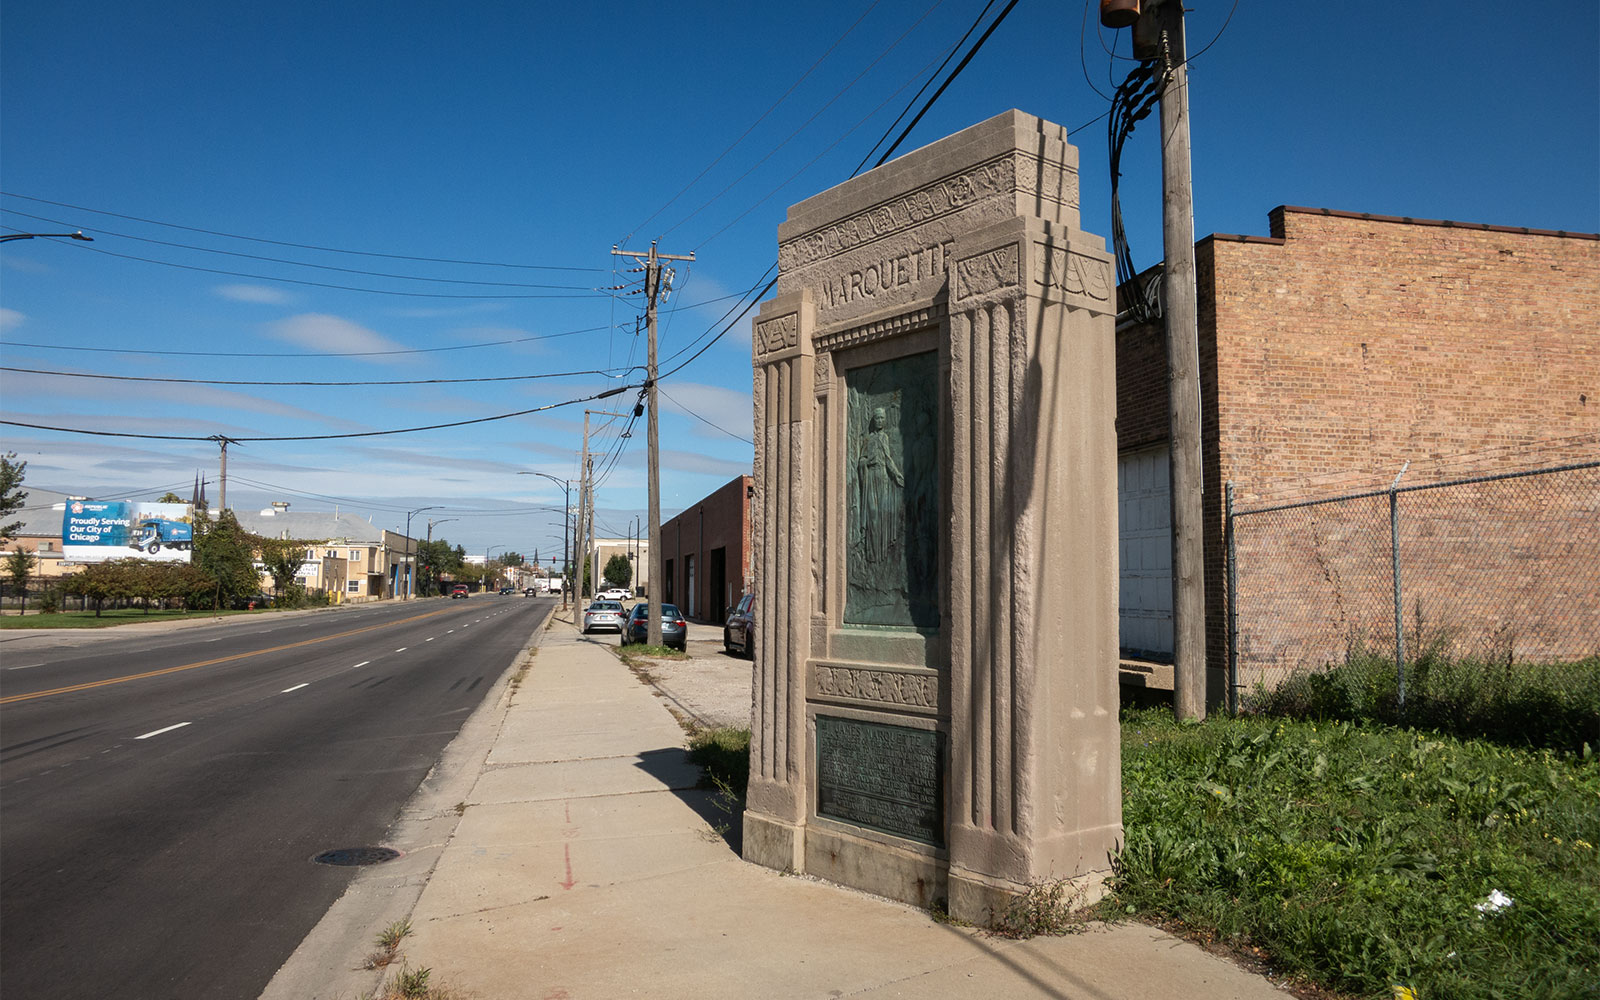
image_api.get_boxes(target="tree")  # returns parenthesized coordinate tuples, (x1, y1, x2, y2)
(416, 538, 464, 596)
(193, 509, 260, 609)
(64, 559, 140, 617)
(259, 538, 308, 597)
(6, 546, 35, 615)
(0, 452, 28, 544)
(499, 551, 525, 567)
(603, 554, 633, 589)
(157, 492, 185, 503)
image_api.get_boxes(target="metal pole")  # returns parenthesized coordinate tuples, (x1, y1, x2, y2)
(404, 511, 413, 601)
(1391, 488, 1406, 709)
(1226, 480, 1238, 715)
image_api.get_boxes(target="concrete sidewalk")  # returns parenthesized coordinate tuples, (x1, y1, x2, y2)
(272, 608, 1291, 1000)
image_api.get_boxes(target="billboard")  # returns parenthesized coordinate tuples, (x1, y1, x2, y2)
(62, 501, 196, 564)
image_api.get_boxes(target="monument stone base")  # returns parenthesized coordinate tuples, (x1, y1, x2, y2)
(742, 811, 804, 873)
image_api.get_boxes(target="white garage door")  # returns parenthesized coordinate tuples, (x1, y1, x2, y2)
(1118, 445, 1173, 660)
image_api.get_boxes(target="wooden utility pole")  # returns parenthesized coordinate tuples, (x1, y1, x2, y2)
(1138, 0, 1206, 719)
(209, 436, 236, 511)
(612, 242, 694, 646)
(577, 413, 591, 606)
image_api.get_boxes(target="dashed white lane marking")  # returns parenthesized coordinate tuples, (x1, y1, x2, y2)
(394, 647, 407, 653)
(425, 637, 435, 642)
(136, 722, 191, 740)
(352, 660, 370, 669)
(282, 683, 309, 693)
(5, 663, 43, 670)
(447, 630, 455, 634)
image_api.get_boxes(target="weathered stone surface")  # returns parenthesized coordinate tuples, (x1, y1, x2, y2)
(745, 110, 1121, 924)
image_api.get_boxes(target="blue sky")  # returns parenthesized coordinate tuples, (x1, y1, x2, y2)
(3, 1, 1596, 563)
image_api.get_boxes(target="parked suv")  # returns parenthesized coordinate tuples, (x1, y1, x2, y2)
(723, 593, 755, 657)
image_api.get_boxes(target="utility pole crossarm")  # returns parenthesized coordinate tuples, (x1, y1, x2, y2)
(610, 242, 694, 646)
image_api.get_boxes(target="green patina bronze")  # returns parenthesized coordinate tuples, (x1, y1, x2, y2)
(844, 351, 939, 628)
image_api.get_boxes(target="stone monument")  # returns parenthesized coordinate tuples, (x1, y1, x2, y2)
(743, 110, 1122, 923)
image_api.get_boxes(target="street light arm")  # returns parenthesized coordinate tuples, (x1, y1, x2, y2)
(0, 231, 93, 243)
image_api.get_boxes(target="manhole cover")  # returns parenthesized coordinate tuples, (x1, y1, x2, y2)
(312, 847, 402, 866)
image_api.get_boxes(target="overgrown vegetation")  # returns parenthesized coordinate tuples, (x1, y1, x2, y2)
(1247, 643, 1600, 754)
(688, 726, 751, 800)
(1112, 709, 1600, 1000)
(364, 919, 412, 970)
(994, 876, 1093, 939)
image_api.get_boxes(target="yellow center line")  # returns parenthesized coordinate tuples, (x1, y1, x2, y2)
(0, 608, 455, 706)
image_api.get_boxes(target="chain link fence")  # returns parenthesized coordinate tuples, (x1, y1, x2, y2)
(1226, 461, 1600, 748)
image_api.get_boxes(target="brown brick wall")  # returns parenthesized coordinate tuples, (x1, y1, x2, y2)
(662, 474, 754, 623)
(1116, 206, 1600, 704)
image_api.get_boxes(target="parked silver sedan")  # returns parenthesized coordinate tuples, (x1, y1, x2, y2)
(582, 600, 626, 633)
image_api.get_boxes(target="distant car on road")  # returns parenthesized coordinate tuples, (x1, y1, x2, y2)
(524, 587, 537, 597)
(582, 600, 626, 633)
(622, 602, 687, 651)
(499, 586, 514, 595)
(450, 584, 470, 599)
(723, 593, 754, 657)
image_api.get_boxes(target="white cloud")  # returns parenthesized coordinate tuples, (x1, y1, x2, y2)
(0, 307, 23, 331)
(658, 381, 755, 440)
(265, 313, 409, 358)
(216, 284, 293, 305)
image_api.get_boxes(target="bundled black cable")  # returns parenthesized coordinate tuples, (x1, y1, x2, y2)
(1108, 57, 1168, 323)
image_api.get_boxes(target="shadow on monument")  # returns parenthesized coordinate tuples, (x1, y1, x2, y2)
(629, 746, 745, 854)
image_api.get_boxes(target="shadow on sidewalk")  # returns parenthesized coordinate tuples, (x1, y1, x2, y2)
(631, 747, 745, 855)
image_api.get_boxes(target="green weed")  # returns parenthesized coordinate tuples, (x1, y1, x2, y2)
(1113, 709, 1600, 1000)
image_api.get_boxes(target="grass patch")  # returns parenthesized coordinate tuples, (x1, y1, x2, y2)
(687, 726, 751, 800)
(359, 961, 463, 1000)
(0, 607, 261, 629)
(1112, 709, 1600, 1000)
(618, 642, 689, 660)
(1248, 650, 1600, 754)
(363, 919, 412, 970)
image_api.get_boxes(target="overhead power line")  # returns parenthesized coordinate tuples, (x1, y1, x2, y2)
(0, 192, 607, 272)
(0, 324, 614, 359)
(1, 365, 638, 387)
(1, 208, 601, 290)
(50, 240, 612, 300)
(0, 383, 640, 443)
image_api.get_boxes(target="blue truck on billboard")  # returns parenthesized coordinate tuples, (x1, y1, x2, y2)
(61, 501, 195, 564)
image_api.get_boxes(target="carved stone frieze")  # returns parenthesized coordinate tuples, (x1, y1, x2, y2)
(1034, 243, 1112, 302)
(810, 661, 941, 715)
(754, 312, 801, 358)
(955, 243, 1021, 300)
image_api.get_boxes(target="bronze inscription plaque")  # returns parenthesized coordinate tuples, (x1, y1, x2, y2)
(815, 715, 944, 846)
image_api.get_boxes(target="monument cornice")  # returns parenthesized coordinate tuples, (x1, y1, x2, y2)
(813, 303, 947, 355)
(778, 152, 1078, 273)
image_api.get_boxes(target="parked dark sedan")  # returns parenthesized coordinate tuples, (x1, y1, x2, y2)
(622, 602, 687, 651)
(723, 593, 754, 657)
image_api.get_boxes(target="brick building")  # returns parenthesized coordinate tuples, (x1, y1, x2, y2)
(1116, 206, 1599, 703)
(660, 475, 755, 624)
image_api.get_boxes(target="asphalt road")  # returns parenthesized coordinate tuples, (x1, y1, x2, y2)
(0, 594, 553, 1000)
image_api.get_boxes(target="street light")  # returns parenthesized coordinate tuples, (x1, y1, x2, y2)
(519, 471, 573, 610)
(0, 231, 93, 243)
(422, 517, 458, 597)
(403, 506, 440, 600)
